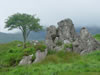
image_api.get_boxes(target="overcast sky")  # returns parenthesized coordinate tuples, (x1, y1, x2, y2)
(0, 0, 100, 33)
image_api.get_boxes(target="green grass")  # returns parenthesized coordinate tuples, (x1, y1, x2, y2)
(1, 50, 100, 75)
(0, 34, 100, 75)
(0, 41, 37, 67)
(94, 34, 100, 41)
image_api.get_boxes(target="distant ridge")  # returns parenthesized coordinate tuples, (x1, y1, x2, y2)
(0, 26, 100, 43)
(0, 30, 46, 43)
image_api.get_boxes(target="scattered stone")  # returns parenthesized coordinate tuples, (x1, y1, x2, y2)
(31, 40, 39, 46)
(17, 44, 21, 47)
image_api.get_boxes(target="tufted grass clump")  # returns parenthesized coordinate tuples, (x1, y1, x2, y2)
(47, 50, 56, 55)
(1, 47, 24, 66)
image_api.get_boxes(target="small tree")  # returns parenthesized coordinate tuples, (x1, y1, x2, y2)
(5, 13, 42, 48)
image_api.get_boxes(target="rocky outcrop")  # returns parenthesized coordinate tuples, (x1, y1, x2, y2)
(19, 54, 33, 66)
(45, 18, 100, 54)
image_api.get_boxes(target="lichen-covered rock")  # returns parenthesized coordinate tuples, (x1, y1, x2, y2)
(33, 49, 48, 63)
(19, 54, 33, 66)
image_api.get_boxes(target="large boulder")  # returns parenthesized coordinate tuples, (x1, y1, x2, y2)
(19, 54, 33, 66)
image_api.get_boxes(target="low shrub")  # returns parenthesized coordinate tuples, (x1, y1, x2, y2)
(34, 44, 46, 52)
(23, 47, 36, 56)
(64, 43, 73, 49)
(48, 50, 56, 55)
(5, 52, 24, 66)
(56, 41, 62, 46)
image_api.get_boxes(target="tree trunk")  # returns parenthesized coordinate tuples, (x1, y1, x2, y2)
(23, 31, 27, 48)
(23, 38, 26, 48)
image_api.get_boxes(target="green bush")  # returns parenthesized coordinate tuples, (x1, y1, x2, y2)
(34, 44, 46, 52)
(64, 43, 73, 49)
(7, 53, 23, 66)
(48, 50, 56, 55)
(23, 47, 36, 56)
(56, 41, 62, 46)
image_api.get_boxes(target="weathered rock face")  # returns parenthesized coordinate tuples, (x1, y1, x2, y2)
(73, 27, 100, 54)
(19, 54, 33, 66)
(45, 25, 57, 50)
(19, 49, 47, 65)
(57, 19, 76, 42)
(45, 19, 76, 51)
(45, 18, 100, 54)
(33, 49, 48, 63)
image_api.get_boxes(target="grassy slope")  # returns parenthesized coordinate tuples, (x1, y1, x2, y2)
(0, 34, 100, 75)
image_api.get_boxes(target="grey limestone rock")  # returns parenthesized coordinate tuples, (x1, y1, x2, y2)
(45, 25, 57, 50)
(33, 49, 48, 63)
(19, 54, 33, 66)
(57, 19, 76, 42)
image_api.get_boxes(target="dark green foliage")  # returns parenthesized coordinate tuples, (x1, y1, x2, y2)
(0, 47, 24, 66)
(56, 41, 62, 46)
(47, 50, 56, 55)
(0, 41, 36, 67)
(5, 13, 42, 31)
(23, 47, 36, 56)
(64, 43, 73, 49)
(34, 44, 46, 52)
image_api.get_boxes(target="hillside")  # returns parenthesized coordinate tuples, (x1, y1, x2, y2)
(0, 34, 100, 75)
(0, 30, 46, 43)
